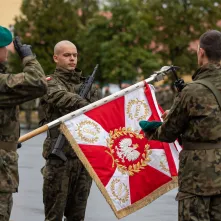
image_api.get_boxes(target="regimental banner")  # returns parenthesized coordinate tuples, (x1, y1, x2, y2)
(60, 84, 181, 219)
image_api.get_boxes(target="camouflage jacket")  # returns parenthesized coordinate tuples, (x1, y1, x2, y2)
(40, 67, 101, 159)
(150, 63, 221, 196)
(0, 56, 47, 193)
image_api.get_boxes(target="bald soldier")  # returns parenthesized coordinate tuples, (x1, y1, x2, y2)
(39, 40, 101, 221)
(0, 26, 47, 220)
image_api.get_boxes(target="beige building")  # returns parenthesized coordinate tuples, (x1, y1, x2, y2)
(0, 0, 22, 28)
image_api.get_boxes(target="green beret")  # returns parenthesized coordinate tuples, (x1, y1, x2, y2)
(139, 121, 162, 132)
(121, 80, 132, 85)
(0, 26, 13, 48)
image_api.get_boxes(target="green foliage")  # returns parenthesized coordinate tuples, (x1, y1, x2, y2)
(10, 0, 91, 74)
(9, 0, 221, 84)
(77, 0, 161, 84)
(148, 0, 221, 74)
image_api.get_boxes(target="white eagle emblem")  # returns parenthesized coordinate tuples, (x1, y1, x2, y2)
(116, 138, 140, 162)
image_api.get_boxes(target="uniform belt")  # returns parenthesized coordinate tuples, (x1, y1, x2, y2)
(183, 141, 221, 150)
(0, 141, 17, 152)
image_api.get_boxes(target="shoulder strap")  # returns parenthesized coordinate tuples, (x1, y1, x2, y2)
(193, 79, 221, 109)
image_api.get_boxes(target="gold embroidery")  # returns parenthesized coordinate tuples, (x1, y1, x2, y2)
(61, 123, 178, 219)
(126, 98, 149, 121)
(77, 120, 100, 143)
(106, 127, 151, 176)
(111, 178, 129, 203)
(160, 153, 170, 173)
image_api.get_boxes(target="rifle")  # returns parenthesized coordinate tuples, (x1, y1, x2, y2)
(49, 64, 99, 161)
(155, 65, 185, 92)
(156, 66, 184, 145)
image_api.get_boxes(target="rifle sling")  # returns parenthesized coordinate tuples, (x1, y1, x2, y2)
(192, 79, 221, 109)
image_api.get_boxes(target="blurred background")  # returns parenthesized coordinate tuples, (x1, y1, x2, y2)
(1, 0, 221, 128)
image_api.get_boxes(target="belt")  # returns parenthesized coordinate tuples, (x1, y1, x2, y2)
(183, 141, 221, 150)
(0, 141, 17, 152)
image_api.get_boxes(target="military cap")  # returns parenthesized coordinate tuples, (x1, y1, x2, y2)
(94, 81, 100, 85)
(121, 80, 132, 85)
(139, 120, 162, 132)
(0, 26, 13, 48)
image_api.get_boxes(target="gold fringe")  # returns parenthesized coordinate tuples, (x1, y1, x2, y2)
(60, 123, 178, 219)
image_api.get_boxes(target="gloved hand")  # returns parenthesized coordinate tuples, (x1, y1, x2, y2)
(17, 143, 22, 149)
(139, 121, 162, 139)
(13, 36, 33, 59)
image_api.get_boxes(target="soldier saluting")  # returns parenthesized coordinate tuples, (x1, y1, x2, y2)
(0, 26, 47, 220)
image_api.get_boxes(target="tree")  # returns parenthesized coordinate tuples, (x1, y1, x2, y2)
(9, 0, 98, 75)
(69, 0, 100, 25)
(77, 0, 162, 84)
(147, 0, 221, 74)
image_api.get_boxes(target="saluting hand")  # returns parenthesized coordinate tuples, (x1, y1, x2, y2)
(13, 36, 33, 59)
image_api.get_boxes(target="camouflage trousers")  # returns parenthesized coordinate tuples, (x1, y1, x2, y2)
(0, 192, 12, 221)
(178, 194, 221, 221)
(42, 157, 92, 221)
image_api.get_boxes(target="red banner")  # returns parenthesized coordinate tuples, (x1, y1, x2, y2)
(61, 84, 181, 219)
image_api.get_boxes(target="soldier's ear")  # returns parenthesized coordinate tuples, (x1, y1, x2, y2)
(199, 47, 206, 58)
(53, 54, 58, 63)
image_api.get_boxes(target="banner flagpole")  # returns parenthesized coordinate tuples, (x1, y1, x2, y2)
(19, 66, 173, 143)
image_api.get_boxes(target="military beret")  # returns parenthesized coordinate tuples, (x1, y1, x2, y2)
(122, 80, 132, 84)
(139, 120, 162, 132)
(0, 26, 13, 48)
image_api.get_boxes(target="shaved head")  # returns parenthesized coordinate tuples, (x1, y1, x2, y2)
(54, 40, 76, 55)
(53, 40, 78, 71)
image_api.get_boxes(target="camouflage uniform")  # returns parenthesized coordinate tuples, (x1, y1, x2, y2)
(40, 67, 101, 221)
(20, 99, 36, 129)
(0, 57, 47, 220)
(149, 63, 221, 220)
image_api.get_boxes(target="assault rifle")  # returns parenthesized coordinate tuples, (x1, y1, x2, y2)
(170, 66, 185, 92)
(156, 65, 184, 146)
(49, 64, 99, 161)
(156, 65, 185, 92)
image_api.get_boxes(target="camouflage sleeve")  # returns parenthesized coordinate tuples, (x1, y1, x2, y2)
(0, 56, 47, 107)
(43, 79, 89, 114)
(86, 84, 102, 103)
(149, 86, 190, 143)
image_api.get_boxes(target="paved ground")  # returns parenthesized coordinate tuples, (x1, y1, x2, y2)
(11, 129, 178, 221)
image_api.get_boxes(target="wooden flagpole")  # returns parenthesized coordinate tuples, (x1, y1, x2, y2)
(18, 66, 170, 143)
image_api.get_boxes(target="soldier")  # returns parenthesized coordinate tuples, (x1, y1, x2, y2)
(155, 85, 165, 108)
(120, 80, 132, 89)
(103, 84, 111, 97)
(39, 40, 101, 221)
(94, 81, 102, 98)
(161, 84, 174, 110)
(0, 26, 47, 221)
(142, 30, 221, 220)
